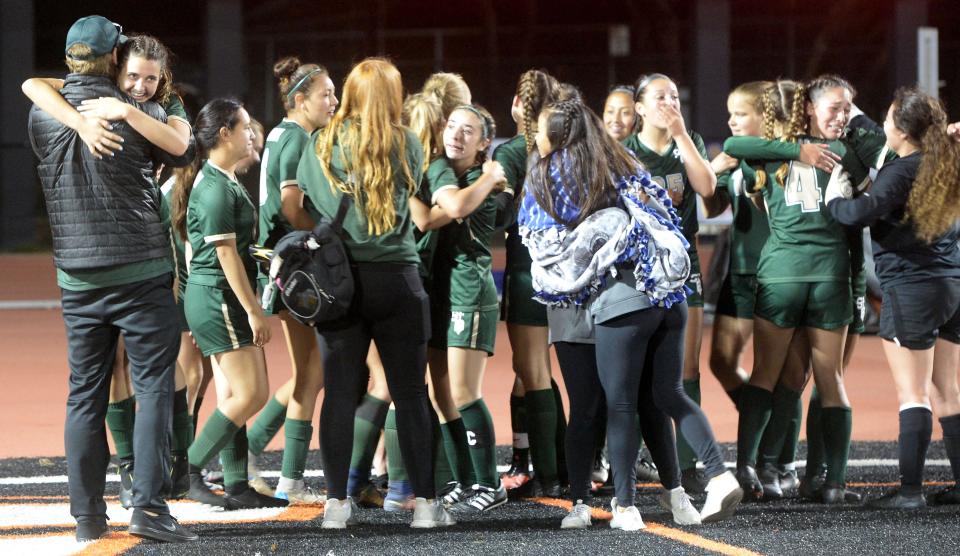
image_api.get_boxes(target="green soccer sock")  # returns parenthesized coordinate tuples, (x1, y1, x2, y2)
(384, 408, 408, 482)
(805, 388, 826, 479)
(247, 396, 287, 457)
(551, 380, 568, 481)
(188, 408, 240, 470)
(525, 388, 559, 484)
(676, 379, 701, 471)
(432, 413, 455, 491)
(736, 385, 774, 467)
(172, 388, 193, 457)
(280, 418, 312, 481)
(822, 407, 852, 486)
(106, 396, 136, 461)
(441, 419, 476, 486)
(778, 388, 804, 467)
(220, 425, 249, 489)
(349, 394, 390, 472)
(758, 384, 802, 467)
(459, 399, 499, 488)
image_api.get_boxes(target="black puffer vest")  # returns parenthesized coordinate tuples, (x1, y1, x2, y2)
(28, 74, 194, 270)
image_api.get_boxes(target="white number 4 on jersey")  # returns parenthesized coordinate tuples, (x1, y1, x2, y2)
(784, 162, 822, 212)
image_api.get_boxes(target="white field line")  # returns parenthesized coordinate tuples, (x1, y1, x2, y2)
(0, 500, 288, 528)
(0, 459, 950, 486)
(0, 300, 60, 310)
(0, 534, 86, 556)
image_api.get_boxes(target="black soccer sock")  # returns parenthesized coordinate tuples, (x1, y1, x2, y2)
(939, 413, 960, 485)
(898, 406, 933, 494)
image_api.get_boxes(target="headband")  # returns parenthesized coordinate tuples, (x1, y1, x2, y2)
(286, 68, 324, 101)
(453, 105, 491, 140)
(635, 73, 672, 99)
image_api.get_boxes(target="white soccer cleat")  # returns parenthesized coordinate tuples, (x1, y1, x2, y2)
(321, 497, 359, 529)
(411, 497, 457, 528)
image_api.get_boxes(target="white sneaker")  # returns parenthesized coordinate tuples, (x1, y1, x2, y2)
(560, 500, 592, 529)
(275, 477, 326, 505)
(700, 471, 742, 523)
(658, 487, 701, 525)
(411, 497, 457, 528)
(609, 498, 645, 531)
(321, 497, 359, 529)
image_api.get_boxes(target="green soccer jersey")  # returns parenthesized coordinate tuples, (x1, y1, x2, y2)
(258, 119, 312, 248)
(186, 161, 258, 289)
(160, 176, 188, 294)
(719, 163, 769, 275)
(622, 131, 709, 251)
(297, 121, 424, 264)
(415, 157, 458, 280)
(493, 134, 531, 268)
(161, 94, 190, 126)
(432, 164, 500, 312)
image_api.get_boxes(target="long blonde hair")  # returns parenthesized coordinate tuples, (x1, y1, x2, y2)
(317, 58, 416, 236)
(422, 72, 471, 119)
(403, 93, 445, 172)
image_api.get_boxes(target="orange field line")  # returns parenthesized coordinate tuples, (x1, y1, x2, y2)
(533, 497, 762, 556)
(76, 532, 140, 556)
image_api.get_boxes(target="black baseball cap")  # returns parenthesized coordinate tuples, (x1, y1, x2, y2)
(65, 15, 127, 60)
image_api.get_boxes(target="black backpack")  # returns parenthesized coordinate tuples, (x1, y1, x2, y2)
(262, 195, 354, 326)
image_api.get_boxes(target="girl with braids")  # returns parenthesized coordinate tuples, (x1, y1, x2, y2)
(723, 74, 888, 503)
(708, 80, 838, 499)
(173, 98, 287, 510)
(244, 56, 338, 504)
(23, 33, 197, 505)
(521, 98, 740, 530)
(827, 87, 960, 508)
(297, 58, 454, 529)
(495, 69, 568, 496)
(622, 73, 716, 494)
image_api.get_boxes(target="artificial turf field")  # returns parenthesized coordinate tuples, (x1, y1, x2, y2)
(2, 443, 958, 556)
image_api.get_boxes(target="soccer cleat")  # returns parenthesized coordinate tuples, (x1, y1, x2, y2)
(441, 483, 471, 507)
(128, 509, 198, 543)
(454, 484, 508, 513)
(681, 468, 708, 495)
(821, 484, 860, 505)
(384, 479, 416, 512)
(354, 482, 385, 508)
(635, 458, 660, 483)
(536, 479, 563, 499)
(932, 484, 960, 505)
(168, 455, 190, 500)
(700, 471, 742, 523)
(187, 472, 226, 508)
(500, 453, 533, 491)
(735, 465, 764, 501)
(322, 497, 360, 529)
(247, 451, 274, 496)
(866, 488, 926, 510)
(609, 498, 645, 531)
(561, 500, 593, 529)
(118, 460, 134, 509)
(591, 450, 610, 485)
(76, 516, 109, 542)
(410, 497, 456, 528)
(798, 470, 826, 501)
(658, 486, 702, 525)
(757, 463, 783, 500)
(224, 487, 289, 510)
(778, 467, 800, 493)
(275, 477, 325, 504)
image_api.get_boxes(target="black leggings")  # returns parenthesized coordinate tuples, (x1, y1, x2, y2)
(316, 264, 437, 500)
(596, 303, 725, 504)
(554, 342, 605, 501)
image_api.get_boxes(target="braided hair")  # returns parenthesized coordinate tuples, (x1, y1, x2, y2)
(527, 99, 641, 228)
(515, 69, 561, 154)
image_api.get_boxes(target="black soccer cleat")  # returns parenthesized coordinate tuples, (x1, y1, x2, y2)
(187, 472, 226, 508)
(866, 488, 926, 510)
(735, 465, 764, 501)
(76, 516, 109, 542)
(224, 487, 290, 510)
(118, 460, 135, 509)
(128, 509, 198, 543)
(758, 464, 783, 500)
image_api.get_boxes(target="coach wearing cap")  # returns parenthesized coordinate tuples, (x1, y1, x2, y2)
(27, 15, 196, 543)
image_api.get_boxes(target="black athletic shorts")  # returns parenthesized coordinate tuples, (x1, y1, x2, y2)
(879, 277, 960, 350)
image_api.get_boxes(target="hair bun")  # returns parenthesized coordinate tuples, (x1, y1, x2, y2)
(273, 56, 301, 82)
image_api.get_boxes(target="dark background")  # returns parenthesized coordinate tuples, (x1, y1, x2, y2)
(2, 0, 957, 248)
